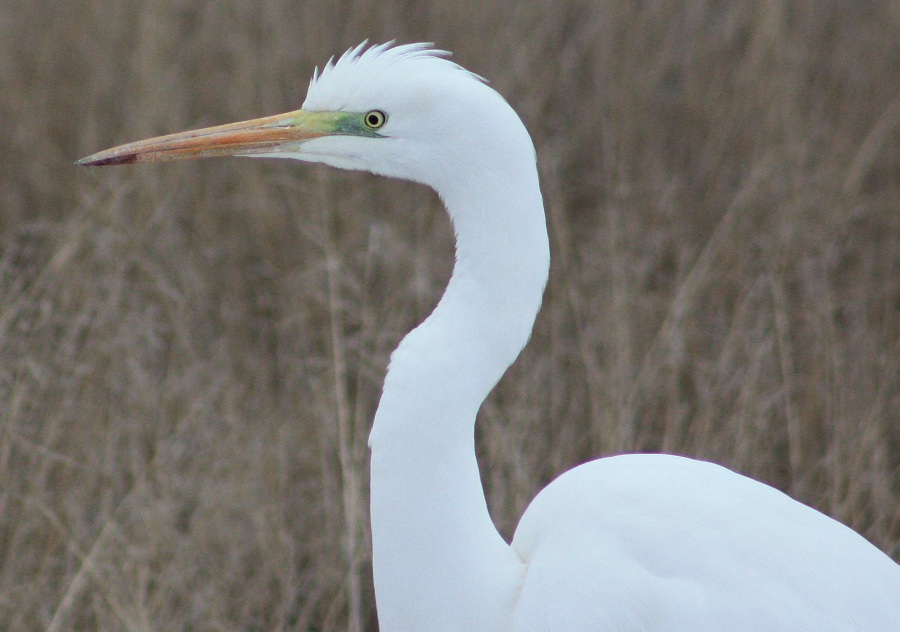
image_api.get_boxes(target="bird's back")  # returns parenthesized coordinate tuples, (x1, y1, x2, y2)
(511, 454, 900, 631)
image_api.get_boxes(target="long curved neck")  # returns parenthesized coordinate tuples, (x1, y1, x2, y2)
(368, 148, 549, 630)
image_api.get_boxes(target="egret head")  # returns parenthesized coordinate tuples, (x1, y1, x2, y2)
(77, 42, 533, 191)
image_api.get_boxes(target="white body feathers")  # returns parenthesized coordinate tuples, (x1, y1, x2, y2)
(297, 42, 900, 632)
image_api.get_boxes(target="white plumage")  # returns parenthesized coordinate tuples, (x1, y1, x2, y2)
(80, 42, 900, 632)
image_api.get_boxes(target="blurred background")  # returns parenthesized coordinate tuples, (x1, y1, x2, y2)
(1, 1, 897, 630)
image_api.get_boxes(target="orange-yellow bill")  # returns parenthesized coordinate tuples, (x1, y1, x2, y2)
(77, 109, 354, 166)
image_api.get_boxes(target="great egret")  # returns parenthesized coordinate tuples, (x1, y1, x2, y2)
(79, 42, 899, 631)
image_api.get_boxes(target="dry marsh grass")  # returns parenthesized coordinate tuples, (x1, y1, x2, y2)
(1, 1, 898, 630)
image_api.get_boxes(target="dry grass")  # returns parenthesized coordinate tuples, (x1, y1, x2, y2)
(1, 1, 898, 630)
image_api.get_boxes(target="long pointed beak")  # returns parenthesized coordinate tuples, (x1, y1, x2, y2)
(77, 109, 339, 166)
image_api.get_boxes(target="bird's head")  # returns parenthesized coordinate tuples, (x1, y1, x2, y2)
(78, 42, 533, 191)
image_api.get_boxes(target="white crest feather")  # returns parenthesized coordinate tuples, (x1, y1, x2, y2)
(303, 41, 484, 112)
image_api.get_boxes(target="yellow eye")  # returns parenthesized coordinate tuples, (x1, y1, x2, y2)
(364, 110, 387, 129)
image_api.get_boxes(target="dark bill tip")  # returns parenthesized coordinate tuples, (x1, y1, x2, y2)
(76, 153, 138, 167)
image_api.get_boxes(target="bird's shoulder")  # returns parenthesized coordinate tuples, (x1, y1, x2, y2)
(509, 454, 900, 632)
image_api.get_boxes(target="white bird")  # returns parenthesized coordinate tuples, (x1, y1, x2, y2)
(79, 42, 899, 631)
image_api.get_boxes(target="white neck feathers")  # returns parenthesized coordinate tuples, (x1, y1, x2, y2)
(368, 125, 548, 630)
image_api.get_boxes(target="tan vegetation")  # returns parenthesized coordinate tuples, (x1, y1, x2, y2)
(1, 1, 898, 630)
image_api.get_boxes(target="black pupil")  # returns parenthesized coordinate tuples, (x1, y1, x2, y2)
(367, 112, 381, 126)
